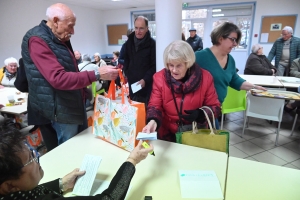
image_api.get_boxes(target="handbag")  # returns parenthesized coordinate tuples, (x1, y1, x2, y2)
(175, 106, 229, 154)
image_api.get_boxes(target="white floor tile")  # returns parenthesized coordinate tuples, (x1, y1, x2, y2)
(283, 141, 300, 154)
(268, 146, 300, 162)
(249, 137, 277, 150)
(283, 164, 299, 170)
(252, 151, 287, 166)
(235, 127, 271, 140)
(234, 141, 265, 156)
(291, 159, 300, 168)
(229, 146, 249, 158)
(260, 134, 294, 146)
(229, 132, 245, 145)
(223, 122, 241, 132)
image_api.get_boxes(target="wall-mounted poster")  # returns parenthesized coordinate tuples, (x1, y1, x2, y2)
(270, 23, 282, 31)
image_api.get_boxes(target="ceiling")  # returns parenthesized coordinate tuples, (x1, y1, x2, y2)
(44, 0, 214, 11)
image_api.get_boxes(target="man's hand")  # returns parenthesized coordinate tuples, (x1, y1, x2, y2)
(98, 65, 119, 80)
(137, 79, 145, 88)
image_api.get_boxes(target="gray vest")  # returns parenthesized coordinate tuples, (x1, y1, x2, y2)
(21, 20, 84, 124)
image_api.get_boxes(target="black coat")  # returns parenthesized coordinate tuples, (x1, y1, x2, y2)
(186, 34, 203, 52)
(244, 53, 277, 75)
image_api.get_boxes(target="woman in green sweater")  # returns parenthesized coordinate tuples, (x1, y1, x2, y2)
(195, 22, 265, 104)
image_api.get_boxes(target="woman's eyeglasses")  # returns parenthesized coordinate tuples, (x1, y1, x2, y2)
(23, 149, 40, 168)
(226, 36, 238, 44)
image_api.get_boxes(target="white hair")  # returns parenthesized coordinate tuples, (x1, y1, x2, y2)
(82, 54, 91, 62)
(4, 57, 18, 67)
(251, 44, 262, 54)
(94, 52, 101, 59)
(282, 26, 293, 35)
(46, 4, 76, 20)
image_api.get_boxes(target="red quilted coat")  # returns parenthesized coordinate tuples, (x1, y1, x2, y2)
(147, 64, 221, 142)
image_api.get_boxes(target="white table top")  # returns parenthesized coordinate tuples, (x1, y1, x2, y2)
(225, 157, 300, 200)
(276, 76, 300, 88)
(0, 87, 27, 115)
(239, 74, 284, 87)
(40, 127, 228, 199)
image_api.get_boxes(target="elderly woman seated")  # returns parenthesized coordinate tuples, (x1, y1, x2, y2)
(93, 53, 107, 67)
(0, 57, 18, 87)
(0, 127, 153, 200)
(142, 40, 221, 142)
(244, 44, 276, 75)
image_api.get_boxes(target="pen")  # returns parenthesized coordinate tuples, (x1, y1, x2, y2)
(142, 141, 155, 156)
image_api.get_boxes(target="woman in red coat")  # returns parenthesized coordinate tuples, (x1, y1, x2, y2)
(142, 40, 221, 142)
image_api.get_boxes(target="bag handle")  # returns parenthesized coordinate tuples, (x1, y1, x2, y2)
(198, 107, 215, 135)
(200, 106, 216, 129)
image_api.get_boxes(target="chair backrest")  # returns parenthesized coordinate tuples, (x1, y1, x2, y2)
(246, 91, 285, 122)
(222, 87, 247, 114)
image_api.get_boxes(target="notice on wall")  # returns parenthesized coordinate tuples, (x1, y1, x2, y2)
(260, 33, 269, 43)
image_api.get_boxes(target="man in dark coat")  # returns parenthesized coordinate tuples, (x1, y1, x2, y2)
(123, 16, 156, 105)
(186, 28, 203, 52)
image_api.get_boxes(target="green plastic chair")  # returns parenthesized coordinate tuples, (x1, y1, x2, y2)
(91, 82, 105, 97)
(221, 87, 247, 130)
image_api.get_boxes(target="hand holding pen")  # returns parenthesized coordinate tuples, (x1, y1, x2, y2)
(127, 140, 154, 166)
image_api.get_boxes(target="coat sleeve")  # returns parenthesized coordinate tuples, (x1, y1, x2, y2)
(142, 41, 156, 86)
(290, 59, 300, 78)
(146, 72, 163, 129)
(201, 72, 221, 121)
(245, 55, 273, 75)
(37, 162, 135, 200)
(267, 42, 277, 62)
(197, 37, 203, 51)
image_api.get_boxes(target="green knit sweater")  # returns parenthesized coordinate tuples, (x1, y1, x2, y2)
(195, 48, 245, 103)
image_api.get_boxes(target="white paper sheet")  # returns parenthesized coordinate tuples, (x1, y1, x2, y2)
(131, 81, 142, 94)
(178, 170, 224, 199)
(136, 132, 157, 140)
(260, 33, 269, 43)
(72, 155, 102, 196)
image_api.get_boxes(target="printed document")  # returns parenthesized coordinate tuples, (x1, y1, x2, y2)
(131, 81, 142, 93)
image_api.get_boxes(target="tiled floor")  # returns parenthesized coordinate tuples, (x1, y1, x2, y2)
(224, 110, 300, 170)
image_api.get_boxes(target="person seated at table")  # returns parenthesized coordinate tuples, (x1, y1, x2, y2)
(93, 53, 107, 67)
(244, 44, 277, 75)
(289, 58, 300, 78)
(142, 40, 221, 142)
(0, 57, 18, 87)
(0, 127, 153, 200)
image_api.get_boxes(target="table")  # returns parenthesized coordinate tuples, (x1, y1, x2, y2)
(225, 157, 300, 200)
(0, 87, 27, 114)
(239, 74, 284, 87)
(40, 127, 228, 199)
(276, 76, 300, 88)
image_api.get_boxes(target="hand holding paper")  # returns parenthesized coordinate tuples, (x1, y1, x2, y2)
(136, 132, 157, 140)
(131, 81, 142, 93)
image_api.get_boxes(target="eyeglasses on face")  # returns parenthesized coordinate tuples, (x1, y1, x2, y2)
(23, 149, 40, 168)
(226, 36, 238, 44)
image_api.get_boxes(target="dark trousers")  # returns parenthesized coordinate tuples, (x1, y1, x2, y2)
(39, 124, 58, 152)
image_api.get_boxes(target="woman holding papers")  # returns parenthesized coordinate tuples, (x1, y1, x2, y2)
(0, 127, 153, 200)
(142, 40, 221, 142)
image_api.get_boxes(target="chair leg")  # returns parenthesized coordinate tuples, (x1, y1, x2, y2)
(242, 116, 247, 138)
(291, 114, 298, 136)
(275, 121, 281, 146)
(246, 116, 249, 128)
(221, 114, 224, 130)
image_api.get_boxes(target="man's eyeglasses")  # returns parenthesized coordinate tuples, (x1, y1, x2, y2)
(226, 36, 238, 44)
(23, 149, 40, 168)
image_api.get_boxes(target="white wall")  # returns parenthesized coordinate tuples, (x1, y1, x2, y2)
(0, 0, 104, 64)
(1, 0, 300, 67)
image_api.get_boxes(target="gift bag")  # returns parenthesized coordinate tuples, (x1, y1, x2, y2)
(93, 73, 145, 152)
(176, 106, 229, 154)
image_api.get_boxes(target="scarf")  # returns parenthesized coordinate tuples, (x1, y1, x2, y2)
(164, 63, 202, 94)
(134, 34, 147, 52)
(5, 71, 16, 80)
(0, 185, 61, 200)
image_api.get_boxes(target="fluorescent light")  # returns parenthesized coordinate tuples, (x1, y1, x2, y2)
(212, 9, 222, 12)
(212, 14, 224, 17)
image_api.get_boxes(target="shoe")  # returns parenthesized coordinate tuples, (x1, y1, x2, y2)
(284, 104, 295, 113)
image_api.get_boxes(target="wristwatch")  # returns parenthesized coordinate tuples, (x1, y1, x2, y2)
(95, 70, 101, 81)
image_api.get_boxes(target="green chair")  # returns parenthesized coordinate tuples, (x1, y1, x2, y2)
(221, 87, 247, 130)
(91, 82, 105, 97)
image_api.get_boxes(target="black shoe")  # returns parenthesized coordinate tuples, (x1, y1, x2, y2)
(284, 104, 295, 113)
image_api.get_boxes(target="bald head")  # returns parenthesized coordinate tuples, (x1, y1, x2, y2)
(46, 3, 76, 42)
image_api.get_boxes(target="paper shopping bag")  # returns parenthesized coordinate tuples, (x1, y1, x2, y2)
(176, 106, 229, 154)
